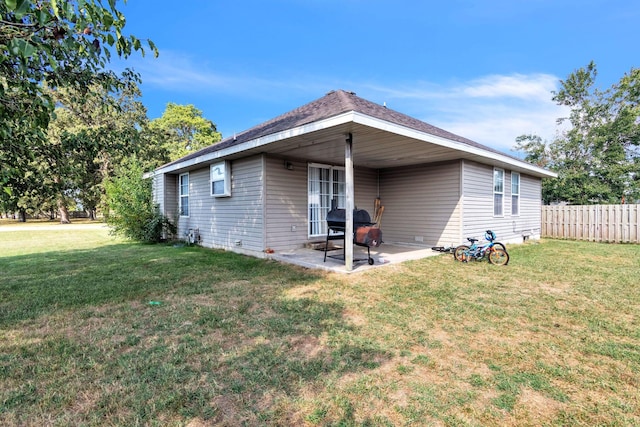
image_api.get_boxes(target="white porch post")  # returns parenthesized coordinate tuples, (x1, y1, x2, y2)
(345, 133, 354, 271)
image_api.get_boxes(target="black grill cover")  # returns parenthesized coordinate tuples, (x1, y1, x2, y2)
(326, 208, 372, 227)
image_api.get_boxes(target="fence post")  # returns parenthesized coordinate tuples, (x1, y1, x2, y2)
(630, 205, 640, 243)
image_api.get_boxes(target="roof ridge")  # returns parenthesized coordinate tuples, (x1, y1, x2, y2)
(334, 89, 358, 111)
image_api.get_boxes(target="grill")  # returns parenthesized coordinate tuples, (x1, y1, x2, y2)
(323, 207, 382, 265)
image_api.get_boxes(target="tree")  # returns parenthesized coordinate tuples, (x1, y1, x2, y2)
(1, 0, 157, 202)
(103, 157, 175, 243)
(515, 62, 640, 204)
(0, 75, 161, 223)
(46, 77, 153, 222)
(514, 134, 550, 168)
(149, 103, 222, 161)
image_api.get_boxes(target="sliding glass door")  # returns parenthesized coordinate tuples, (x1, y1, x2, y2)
(308, 164, 345, 237)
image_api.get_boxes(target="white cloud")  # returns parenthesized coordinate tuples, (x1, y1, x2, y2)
(434, 106, 559, 154)
(458, 74, 558, 102)
(361, 74, 569, 154)
(125, 51, 250, 93)
(117, 53, 569, 154)
(124, 51, 332, 98)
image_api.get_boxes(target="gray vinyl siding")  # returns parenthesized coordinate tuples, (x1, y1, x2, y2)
(163, 174, 178, 222)
(151, 172, 178, 224)
(378, 161, 461, 246)
(354, 168, 378, 218)
(264, 156, 378, 252)
(264, 157, 308, 251)
(462, 160, 542, 243)
(175, 156, 265, 254)
(517, 174, 542, 236)
(160, 152, 543, 256)
(151, 173, 164, 214)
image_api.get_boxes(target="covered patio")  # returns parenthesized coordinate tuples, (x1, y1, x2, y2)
(270, 241, 445, 273)
(207, 92, 541, 271)
(152, 90, 552, 269)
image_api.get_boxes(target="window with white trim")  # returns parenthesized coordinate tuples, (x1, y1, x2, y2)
(493, 168, 504, 216)
(308, 164, 345, 237)
(511, 172, 520, 216)
(210, 161, 231, 197)
(179, 173, 189, 216)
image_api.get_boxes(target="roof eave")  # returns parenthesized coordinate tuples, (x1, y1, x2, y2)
(351, 112, 558, 178)
(152, 111, 356, 175)
(151, 109, 557, 179)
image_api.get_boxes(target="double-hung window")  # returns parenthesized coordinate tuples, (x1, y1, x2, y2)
(511, 172, 520, 216)
(210, 161, 231, 197)
(179, 173, 189, 216)
(308, 164, 345, 237)
(493, 168, 504, 216)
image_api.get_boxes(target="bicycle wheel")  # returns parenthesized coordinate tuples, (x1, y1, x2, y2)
(454, 245, 470, 262)
(488, 248, 509, 265)
(493, 242, 507, 252)
(493, 242, 506, 252)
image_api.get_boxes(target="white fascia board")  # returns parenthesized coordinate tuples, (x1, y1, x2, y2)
(351, 112, 557, 178)
(153, 111, 356, 175)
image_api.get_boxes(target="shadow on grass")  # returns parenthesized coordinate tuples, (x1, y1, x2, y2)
(0, 242, 313, 325)
(1, 242, 390, 425)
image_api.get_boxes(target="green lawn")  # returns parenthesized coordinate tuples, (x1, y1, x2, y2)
(1, 223, 639, 426)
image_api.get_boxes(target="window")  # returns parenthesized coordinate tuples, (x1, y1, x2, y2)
(493, 168, 504, 216)
(210, 161, 231, 197)
(511, 172, 520, 216)
(179, 173, 189, 216)
(308, 164, 345, 237)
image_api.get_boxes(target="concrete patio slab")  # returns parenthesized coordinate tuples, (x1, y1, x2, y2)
(270, 242, 445, 273)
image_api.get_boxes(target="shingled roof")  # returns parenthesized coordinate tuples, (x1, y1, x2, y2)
(161, 89, 510, 169)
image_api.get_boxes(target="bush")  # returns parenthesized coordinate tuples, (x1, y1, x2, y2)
(142, 208, 177, 243)
(103, 158, 176, 243)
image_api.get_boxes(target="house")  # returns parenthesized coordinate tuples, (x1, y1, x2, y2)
(149, 90, 556, 270)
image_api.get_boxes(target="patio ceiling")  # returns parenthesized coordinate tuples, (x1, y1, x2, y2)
(256, 122, 447, 169)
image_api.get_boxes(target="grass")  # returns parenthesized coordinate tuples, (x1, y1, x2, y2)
(1, 222, 639, 426)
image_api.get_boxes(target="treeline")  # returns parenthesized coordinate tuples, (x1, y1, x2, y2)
(1, 1, 220, 223)
(515, 62, 640, 205)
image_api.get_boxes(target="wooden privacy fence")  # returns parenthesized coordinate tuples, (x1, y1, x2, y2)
(542, 204, 640, 243)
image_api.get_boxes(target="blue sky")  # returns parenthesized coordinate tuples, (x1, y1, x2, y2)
(112, 0, 639, 155)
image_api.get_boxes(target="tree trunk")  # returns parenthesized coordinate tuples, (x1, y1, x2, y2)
(52, 175, 71, 224)
(18, 209, 27, 222)
(58, 199, 71, 224)
(88, 209, 96, 220)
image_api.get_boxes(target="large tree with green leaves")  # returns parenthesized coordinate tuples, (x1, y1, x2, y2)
(1, 0, 157, 214)
(46, 76, 159, 222)
(515, 62, 640, 204)
(149, 103, 222, 161)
